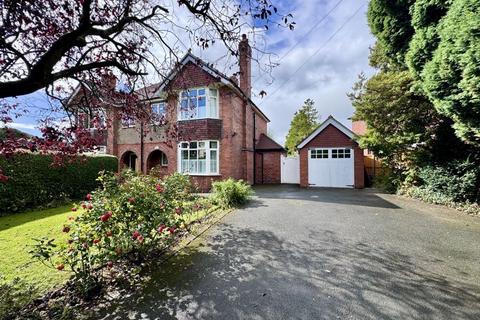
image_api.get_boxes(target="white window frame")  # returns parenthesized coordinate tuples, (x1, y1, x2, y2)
(121, 115, 135, 128)
(178, 87, 219, 121)
(177, 140, 220, 175)
(160, 151, 168, 166)
(309, 148, 352, 159)
(331, 148, 351, 159)
(151, 101, 167, 126)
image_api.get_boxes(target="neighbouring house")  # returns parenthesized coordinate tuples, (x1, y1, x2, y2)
(68, 35, 285, 191)
(297, 116, 365, 188)
(351, 120, 384, 185)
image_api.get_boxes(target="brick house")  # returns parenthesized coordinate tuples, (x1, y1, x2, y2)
(69, 35, 284, 191)
(297, 116, 364, 189)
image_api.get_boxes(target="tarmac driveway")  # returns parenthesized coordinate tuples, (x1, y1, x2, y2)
(98, 185, 480, 320)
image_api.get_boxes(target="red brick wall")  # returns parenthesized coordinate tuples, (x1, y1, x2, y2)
(166, 62, 219, 91)
(255, 151, 282, 184)
(110, 61, 270, 191)
(299, 124, 364, 188)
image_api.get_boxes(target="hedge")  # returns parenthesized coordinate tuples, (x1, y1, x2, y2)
(0, 153, 118, 214)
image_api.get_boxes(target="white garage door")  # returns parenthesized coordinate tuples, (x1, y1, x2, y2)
(308, 148, 354, 188)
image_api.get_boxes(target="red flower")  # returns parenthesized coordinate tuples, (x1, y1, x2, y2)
(157, 224, 166, 233)
(71, 207, 77, 212)
(68, 216, 75, 221)
(100, 211, 113, 222)
(93, 239, 100, 244)
(106, 231, 113, 237)
(175, 207, 183, 215)
(137, 235, 144, 243)
(56, 264, 65, 271)
(67, 239, 73, 244)
(87, 203, 93, 210)
(85, 193, 92, 201)
(132, 230, 140, 240)
(156, 184, 164, 193)
(81, 203, 87, 209)
(128, 197, 135, 204)
(62, 226, 70, 233)
(168, 227, 176, 234)
(106, 261, 113, 269)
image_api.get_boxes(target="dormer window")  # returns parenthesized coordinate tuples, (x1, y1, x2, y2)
(179, 87, 218, 120)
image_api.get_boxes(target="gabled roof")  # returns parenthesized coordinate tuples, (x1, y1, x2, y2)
(151, 52, 270, 122)
(256, 133, 285, 151)
(297, 115, 356, 149)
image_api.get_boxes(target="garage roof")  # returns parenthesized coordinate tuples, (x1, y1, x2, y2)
(297, 116, 356, 149)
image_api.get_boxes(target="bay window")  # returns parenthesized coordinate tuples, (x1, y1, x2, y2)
(179, 140, 219, 175)
(179, 87, 219, 120)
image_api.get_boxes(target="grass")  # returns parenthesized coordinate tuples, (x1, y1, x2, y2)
(0, 205, 76, 294)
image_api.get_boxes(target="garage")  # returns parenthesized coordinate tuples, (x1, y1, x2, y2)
(297, 116, 364, 189)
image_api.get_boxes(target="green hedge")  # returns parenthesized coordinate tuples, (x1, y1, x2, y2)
(0, 153, 118, 214)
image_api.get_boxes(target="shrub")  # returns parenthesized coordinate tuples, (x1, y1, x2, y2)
(399, 159, 480, 214)
(0, 153, 118, 214)
(0, 275, 37, 319)
(30, 171, 197, 297)
(212, 178, 253, 208)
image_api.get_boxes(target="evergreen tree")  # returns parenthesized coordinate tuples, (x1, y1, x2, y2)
(285, 99, 319, 155)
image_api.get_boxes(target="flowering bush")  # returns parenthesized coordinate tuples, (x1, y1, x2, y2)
(31, 171, 200, 296)
(212, 178, 253, 208)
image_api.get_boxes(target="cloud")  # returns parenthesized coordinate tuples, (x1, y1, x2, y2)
(0, 122, 37, 130)
(6, 0, 375, 147)
(249, 0, 375, 144)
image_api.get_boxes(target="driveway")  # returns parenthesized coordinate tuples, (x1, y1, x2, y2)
(98, 185, 480, 320)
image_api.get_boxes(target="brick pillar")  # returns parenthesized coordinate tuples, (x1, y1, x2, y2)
(106, 107, 118, 157)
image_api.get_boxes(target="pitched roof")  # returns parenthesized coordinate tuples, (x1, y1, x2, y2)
(151, 52, 270, 122)
(297, 115, 356, 149)
(256, 133, 285, 151)
(135, 83, 161, 100)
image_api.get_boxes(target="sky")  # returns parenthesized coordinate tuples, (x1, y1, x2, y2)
(3, 0, 375, 145)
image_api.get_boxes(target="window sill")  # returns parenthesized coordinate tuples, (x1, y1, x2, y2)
(177, 117, 220, 122)
(182, 173, 221, 177)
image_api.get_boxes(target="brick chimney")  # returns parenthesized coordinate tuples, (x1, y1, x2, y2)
(238, 34, 252, 98)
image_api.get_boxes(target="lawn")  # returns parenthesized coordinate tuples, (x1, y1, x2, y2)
(0, 205, 76, 293)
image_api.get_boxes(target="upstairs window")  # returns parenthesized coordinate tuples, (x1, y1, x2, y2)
(151, 101, 167, 125)
(121, 116, 135, 128)
(179, 88, 218, 120)
(78, 110, 105, 129)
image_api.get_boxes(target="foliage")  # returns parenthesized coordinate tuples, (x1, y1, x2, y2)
(422, 0, 480, 144)
(349, 71, 440, 169)
(400, 186, 480, 215)
(405, 0, 451, 78)
(0, 153, 117, 214)
(0, 275, 38, 320)
(367, 0, 415, 66)
(0, 0, 295, 163)
(30, 171, 202, 297)
(212, 178, 253, 209)
(285, 99, 320, 155)
(407, 160, 480, 203)
(367, 0, 480, 144)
